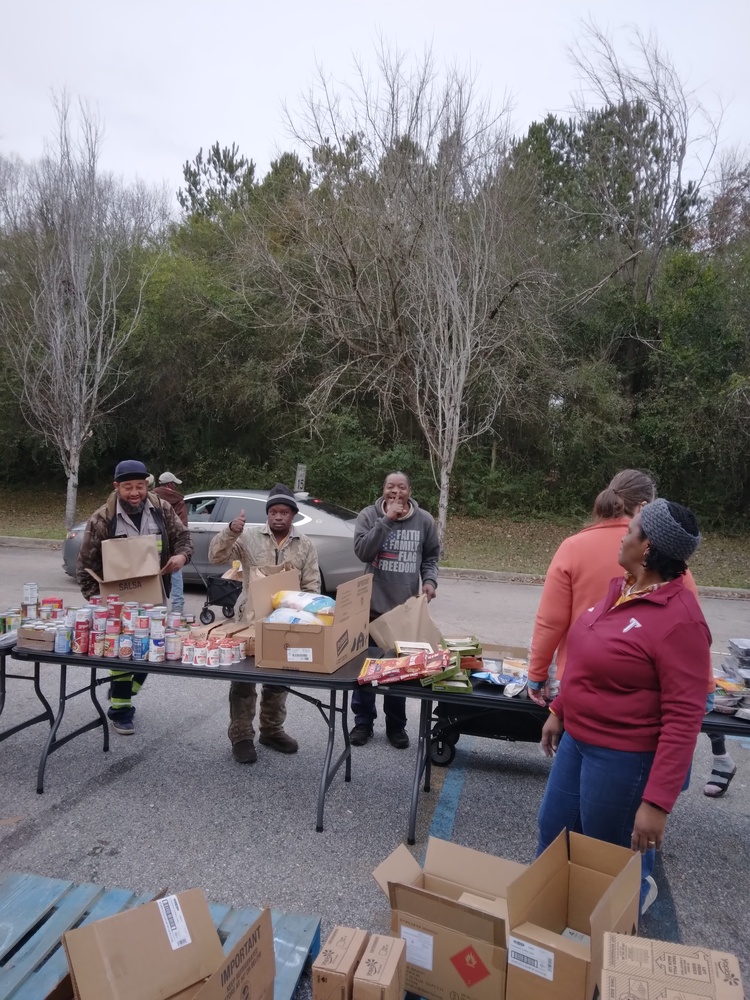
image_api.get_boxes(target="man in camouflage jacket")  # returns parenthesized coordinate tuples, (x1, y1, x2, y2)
(76, 460, 193, 735)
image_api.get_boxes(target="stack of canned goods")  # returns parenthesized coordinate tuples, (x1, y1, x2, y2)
(181, 634, 244, 667)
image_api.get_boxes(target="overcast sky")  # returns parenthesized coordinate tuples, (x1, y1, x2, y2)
(3, 0, 748, 207)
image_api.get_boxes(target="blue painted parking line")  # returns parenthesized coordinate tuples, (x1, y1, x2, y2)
(425, 738, 475, 847)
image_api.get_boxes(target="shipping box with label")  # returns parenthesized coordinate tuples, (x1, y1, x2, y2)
(373, 837, 526, 1000)
(313, 926, 370, 1000)
(58, 889, 274, 1000)
(601, 932, 744, 1000)
(85, 535, 166, 606)
(352, 934, 405, 1000)
(251, 569, 372, 673)
(505, 832, 640, 1000)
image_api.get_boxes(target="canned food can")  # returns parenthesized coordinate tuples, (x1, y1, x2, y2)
(75, 607, 93, 623)
(206, 646, 221, 668)
(148, 637, 165, 662)
(193, 643, 208, 667)
(132, 629, 150, 660)
(136, 615, 150, 630)
(88, 595, 103, 606)
(6, 612, 23, 631)
(39, 605, 53, 621)
(103, 633, 120, 657)
(21, 601, 38, 618)
(92, 608, 109, 632)
(71, 627, 90, 655)
(54, 626, 72, 654)
(167, 612, 182, 629)
(219, 642, 234, 666)
(106, 618, 122, 635)
(150, 621, 166, 639)
(64, 608, 77, 628)
(165, 632, 182, 661)
(233, 641, 243, 663)
(181, 642, 195, 665)
(23, 582, 39, 604)
(119, 633, 134, 659)
(92, 633, 106, 657)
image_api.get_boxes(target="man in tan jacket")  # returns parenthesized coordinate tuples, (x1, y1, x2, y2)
(208, 483, 320, 763)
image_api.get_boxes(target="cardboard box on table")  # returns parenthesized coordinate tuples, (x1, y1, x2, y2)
(85, 535, 166, 606)
(505, 831, 640, 1000)
(352, 934, 406, 1000)
(313, 926, 370, 1000)
(251, 569, 372, 673)
(373, 837, 526, 1000)
(600, 932, 744, 1000)
(53, 889, 274, 1000)
(15, 624, 56, 651)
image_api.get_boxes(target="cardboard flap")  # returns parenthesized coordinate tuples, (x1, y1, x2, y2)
(102, 535, 161, 581)
(373, 844, 423, 896)
(333, 574, 373, 623)
(424, 837, 526, 900)
(63, 888, 223, 1000)
(248, 568, 300, 620)
(391, 884, 506, 947)
(368, 596, 443, 650)
(506, 831, 569, 929)
(194, 909, 275, 1000)
(569, 832, 634, 877)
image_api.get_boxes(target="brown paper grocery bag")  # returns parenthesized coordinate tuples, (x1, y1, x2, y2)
(101, 535, 161, 581)
(368, 595, 443, 652)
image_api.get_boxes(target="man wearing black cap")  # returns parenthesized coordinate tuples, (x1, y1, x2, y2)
(77, 460, 193, 734)
(208, 483, 320, 763)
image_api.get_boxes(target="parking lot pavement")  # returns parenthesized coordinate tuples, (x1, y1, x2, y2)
(1, 549, 748, 989)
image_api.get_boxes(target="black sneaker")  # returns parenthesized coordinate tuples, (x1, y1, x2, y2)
(387, 728, 410, 750)
(110, 717, 135, 735)
(349, 724, 373, 746)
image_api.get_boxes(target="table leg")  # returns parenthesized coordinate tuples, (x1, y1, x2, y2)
(407, 698, 433, 845)
(33, 662, 55, 726)
(342, 690, 352, 783)
(316, 689, 338, 833)
(0, 651, 6, 718)
(37, 664, 68, 794)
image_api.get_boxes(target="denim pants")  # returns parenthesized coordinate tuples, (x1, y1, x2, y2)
(170, 568, 184, 612)
(351, 686, 407, 730)
(537, 732, 655, 913)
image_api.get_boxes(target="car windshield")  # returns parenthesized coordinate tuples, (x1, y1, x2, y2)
(307, 499, 357, 521)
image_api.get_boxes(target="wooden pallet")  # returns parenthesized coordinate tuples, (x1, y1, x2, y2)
(0, 872, 321, 1000)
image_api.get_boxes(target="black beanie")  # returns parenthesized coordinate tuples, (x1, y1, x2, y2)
(266, 483, 298, 514)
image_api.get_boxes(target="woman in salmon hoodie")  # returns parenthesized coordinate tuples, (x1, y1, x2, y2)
(528, 470, 736, 800)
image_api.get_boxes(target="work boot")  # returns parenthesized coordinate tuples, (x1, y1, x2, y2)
(232, 740, 257, 764)
(349, 724, 373, 746)
(386, 727, 410, 750)
(259, 731, 299, 754)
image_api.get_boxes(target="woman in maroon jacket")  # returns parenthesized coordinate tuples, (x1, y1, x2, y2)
(537, 499, 710, 916)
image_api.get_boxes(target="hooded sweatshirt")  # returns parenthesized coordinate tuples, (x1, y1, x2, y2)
(354, 498, 440, 617)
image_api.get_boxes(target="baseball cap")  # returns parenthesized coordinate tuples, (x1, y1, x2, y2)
(158, 472, 183, 485)
(114, 460, 149, 483)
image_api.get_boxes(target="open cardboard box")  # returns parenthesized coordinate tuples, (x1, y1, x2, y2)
(505, 831, 640, 1000)
(85, 535, 166, 605)
(601, 932, 744, 1000)
(251, 569, 372, 673)
(373, 837, 526, 1000)
(54, 889, 274, 1000)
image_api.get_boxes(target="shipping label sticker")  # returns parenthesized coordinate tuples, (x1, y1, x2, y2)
(157, 895, 192, 950)
(508, 937, 554, 981)
(450, 945, 491, 987)
(400, 926, 434, 971)
(287, 648, 313, 662)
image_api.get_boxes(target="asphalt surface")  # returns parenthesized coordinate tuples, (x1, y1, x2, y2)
(1, 546, 748, 991)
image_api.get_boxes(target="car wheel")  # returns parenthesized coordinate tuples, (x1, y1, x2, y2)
(199, 608, 215, 625)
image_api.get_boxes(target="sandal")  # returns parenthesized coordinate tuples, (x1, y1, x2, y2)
(703, 765, 737, 798)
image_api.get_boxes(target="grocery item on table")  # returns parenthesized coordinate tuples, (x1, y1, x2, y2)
(265, 608, 322, 626)
(271, 591, 336, 625)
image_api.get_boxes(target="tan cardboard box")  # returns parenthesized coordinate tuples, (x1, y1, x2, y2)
(505, 832, 640, 1000)
(373, 836, 526, 909)
(85, 535, 166, 605)
(15, 625, 56, 651)
(58, 889, 274, 1000)
(313, 926, 370, 1000)
(390, 884, 508, 1000)
(251, 570, 372, 673)
(352, 934, 405, 1000)
(601, 932, 744, 1000)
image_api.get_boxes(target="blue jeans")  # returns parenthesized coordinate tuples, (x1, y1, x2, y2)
(170, 568, 184, 613)
(537, 732, 655, 913)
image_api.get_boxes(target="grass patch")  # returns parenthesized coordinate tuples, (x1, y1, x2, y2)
(1, 486, 748, 589)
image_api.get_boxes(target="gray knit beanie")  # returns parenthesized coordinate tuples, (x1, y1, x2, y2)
(640, 498, 701, 561)
(266, 483, 298, 514)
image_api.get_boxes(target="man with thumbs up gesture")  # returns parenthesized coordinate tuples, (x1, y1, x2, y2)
(209, 483, 320, 763)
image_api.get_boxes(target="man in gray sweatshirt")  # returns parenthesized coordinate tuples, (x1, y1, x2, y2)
(351, 471, 440, 748)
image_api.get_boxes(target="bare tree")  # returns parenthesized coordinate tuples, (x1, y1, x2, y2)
(568, 20, 721, 302)
(0, 97, 168, 527)
(242, 47, 555, 545)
